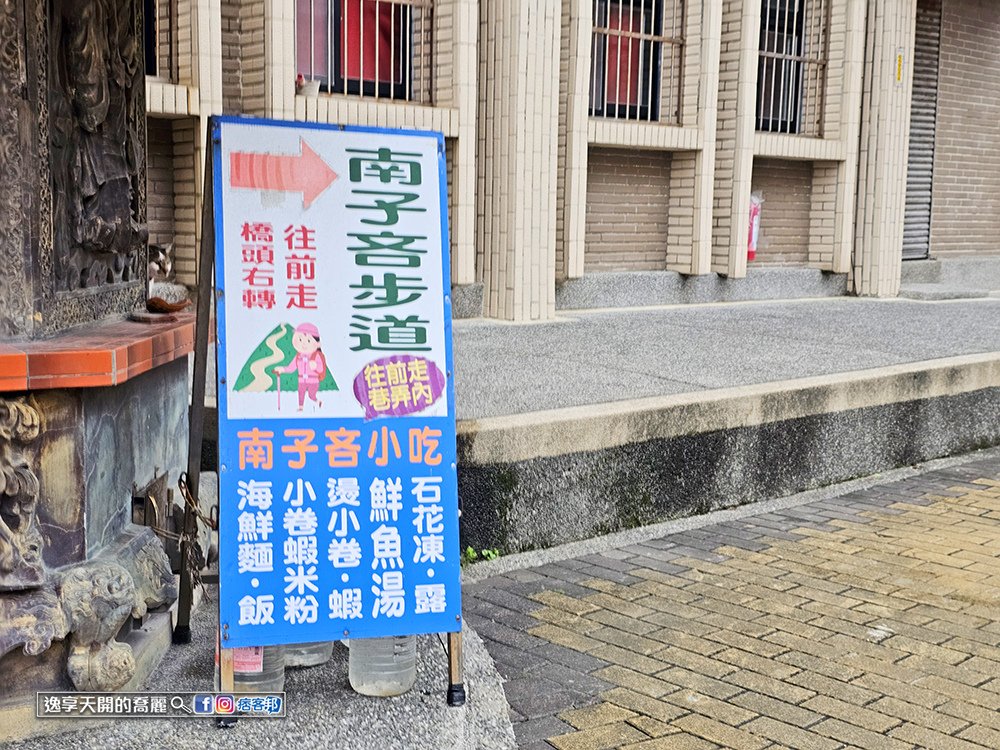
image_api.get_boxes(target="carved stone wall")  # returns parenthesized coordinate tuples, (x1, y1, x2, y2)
(0, 0, 148, 339)
(82, 358, 188, 556)
(0, 0, 35, 338)
(0, 0, 182, 729)
(0, 399, 44, 590)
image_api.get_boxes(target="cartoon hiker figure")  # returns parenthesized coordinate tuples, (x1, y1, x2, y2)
(274, 323, 327, 411)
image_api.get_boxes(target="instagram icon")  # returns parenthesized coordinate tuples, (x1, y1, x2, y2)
(214, 695, 236, 714)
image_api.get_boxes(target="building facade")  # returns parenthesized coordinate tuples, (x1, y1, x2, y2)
(144, 0, 1000, 320)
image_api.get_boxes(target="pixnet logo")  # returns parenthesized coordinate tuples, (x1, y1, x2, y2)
(192, 694, 215, 714)
(215, 694, 236, 714)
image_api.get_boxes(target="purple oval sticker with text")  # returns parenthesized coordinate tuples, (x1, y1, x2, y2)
(353, 355, 446, 420)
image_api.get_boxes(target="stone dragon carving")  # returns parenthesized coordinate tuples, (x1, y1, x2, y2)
(0, 395, 177, 690)
(59, 561, 138, 691)
(0, 534, 177, 692)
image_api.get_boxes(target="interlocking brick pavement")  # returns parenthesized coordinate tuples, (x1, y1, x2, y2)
(463, 453, 1000, 749)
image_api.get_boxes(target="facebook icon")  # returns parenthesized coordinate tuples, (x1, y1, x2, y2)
(192, 694, 216, 715)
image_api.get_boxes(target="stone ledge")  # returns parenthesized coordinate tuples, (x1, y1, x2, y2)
(0, 314, 194, 392)
(457, 352, 1000, 464)
(555, 268, 848, 310)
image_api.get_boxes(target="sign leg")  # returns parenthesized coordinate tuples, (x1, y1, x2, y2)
(447, 631, 466, 707)
(175, 138, 217, 645)
(217, 639, 239, 728)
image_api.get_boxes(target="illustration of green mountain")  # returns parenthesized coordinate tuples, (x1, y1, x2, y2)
(233, 323, 338, 393)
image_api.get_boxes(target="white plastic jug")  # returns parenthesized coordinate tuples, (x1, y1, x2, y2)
(285, 641, 335, 668)
(229, 645, 286, 693)
(348, 636, 416, 696)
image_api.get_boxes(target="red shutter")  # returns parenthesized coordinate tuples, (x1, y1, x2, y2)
(604, 3, 643, 107)
(341, 0, 403, 84)
(296, 0, 329, 81)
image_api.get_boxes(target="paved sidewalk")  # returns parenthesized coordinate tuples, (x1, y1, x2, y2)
(453, 298, 1000, 419)
(464, 450, 1000, 749)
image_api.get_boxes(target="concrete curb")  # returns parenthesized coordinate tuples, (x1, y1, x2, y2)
(462, 445, 1000, 584)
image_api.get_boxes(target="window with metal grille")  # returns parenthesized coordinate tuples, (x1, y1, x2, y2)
(755, 0, 829, 136)
(296, 0, 433, 103)
(144, 0, 178, 81)
(589, 0, 685, 124)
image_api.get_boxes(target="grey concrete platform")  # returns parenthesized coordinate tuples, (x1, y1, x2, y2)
(454, 297, 1000, 420)
(5, 586, 516, 750)
(452, 297, 1000, 554)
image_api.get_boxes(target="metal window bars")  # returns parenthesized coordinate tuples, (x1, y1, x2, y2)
(296, 0, 434, 104)
(589, 0, 685, 124)
(144, 0, 178, 82)
(755, 0, 829, 136)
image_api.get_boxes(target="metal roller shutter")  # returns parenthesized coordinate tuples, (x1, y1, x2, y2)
(903, 0, 942, 260)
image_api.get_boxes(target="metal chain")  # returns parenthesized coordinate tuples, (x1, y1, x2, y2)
(178, 472, 219, 531)
(177, 472, 218, 595)
(144, 474, 219, 594)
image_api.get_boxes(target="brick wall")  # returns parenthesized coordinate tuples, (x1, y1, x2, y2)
(750, 158, 812, 266)
(823, 0, 848, 141)
(242, 0, 267, 115)
(712, 0, 745, 272)
(584, 147, 672, 272)
(666, 151, 697, 270)
(555, 0, 573, 279)
(433, 0, 455, 107)
(931, 0, 1000, 257)
(172, 119, 199, 285)
(222, 0, 242, 113)
(155, 0, 175, 79)
(176, 0, 194, 85)
(711, 0, 761, 277)
(446, 136, 456, 263)
(146, 119, 176, 247)
(809, 162, 838, 270)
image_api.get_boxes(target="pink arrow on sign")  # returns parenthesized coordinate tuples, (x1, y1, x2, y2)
(229, 137, 338, 209)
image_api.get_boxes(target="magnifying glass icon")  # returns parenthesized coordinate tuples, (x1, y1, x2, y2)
(171, 695, 193, 714)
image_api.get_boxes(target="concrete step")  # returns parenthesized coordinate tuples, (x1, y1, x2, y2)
(899, 283, 993, 300)
(556, 268, 848, 310)
(938, 255, 1000, 289)
(900, 258, 941, 284)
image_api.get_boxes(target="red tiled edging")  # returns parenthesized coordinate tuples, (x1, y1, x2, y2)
(0, 314, 194, 392)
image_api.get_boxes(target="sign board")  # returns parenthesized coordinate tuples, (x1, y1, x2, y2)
(211, 116, 460, 648)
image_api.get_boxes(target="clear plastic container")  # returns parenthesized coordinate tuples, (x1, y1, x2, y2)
(229, 645, 286, 693)
(285, 641, 335, 668)
(348, 636, 416, 697)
